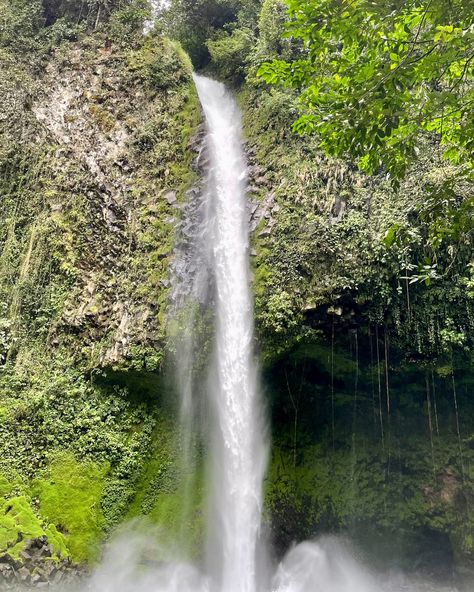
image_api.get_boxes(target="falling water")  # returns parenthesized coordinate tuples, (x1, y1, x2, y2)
(193, 74, 268, 592)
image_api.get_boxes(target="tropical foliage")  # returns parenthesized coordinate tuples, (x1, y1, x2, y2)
(257, 0, 474, 182)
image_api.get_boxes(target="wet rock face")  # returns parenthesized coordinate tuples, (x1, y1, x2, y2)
(169, 125, 209, 309)
(32, 46, 151, 366)
(25, 39, 197, 369)
(0, 538, 86, 589)
(245, 148, 281, 241)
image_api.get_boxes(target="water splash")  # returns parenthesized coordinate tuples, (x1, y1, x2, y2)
(85, 531, 459, 592)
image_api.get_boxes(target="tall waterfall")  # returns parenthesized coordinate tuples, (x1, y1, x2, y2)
(193, 74, 268, 592)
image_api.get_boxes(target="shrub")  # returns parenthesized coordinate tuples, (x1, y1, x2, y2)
(0, 0, 43, 52)
(127, 37, 192, 90)
(108, 0, 151, 41)
(163, 0, 241, 68)
(207, 27, 254, 83)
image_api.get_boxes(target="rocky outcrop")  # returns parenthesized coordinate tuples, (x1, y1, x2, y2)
(0, 24, 199, 583)
(17, 35, 199, 369)
(0, 538, 85, 589)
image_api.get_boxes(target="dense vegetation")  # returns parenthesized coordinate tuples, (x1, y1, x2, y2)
(0, 0, 473, 580)
(258, 1, 474, 180)
(0, 0, 200, 565)
(160, 0, 474, 570)
(157, 0, 474, 364)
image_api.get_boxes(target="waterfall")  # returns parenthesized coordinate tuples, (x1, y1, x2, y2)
(167, 73, 268, 590)
(192, 75, 268, 592)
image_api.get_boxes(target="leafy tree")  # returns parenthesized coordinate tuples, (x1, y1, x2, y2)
(207, 27, 254, 82)
(0, 0, 43, 51)
(247, 0, 299, 77)
(163, 0, 242, 67)
(0, 0, 150, 49)
(256, 0, 288, 58)
(236, 0, 262, 30)
(41, 0, 150, 29)
(258, 0, 474, 182)
(107, 0, 151, 39)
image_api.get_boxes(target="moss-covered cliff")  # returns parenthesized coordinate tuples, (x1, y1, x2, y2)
(239, 53, 474, 577)
(240, 81, 474, 571)
(1, 0, 474, 583)
(0, 0, 201, 570)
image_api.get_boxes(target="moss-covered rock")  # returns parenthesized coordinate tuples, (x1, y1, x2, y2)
(32, 454, 107, 563)
(0, 496, 68, 561)
(0, 4, 202, 571)
(263, 335, 474, 572)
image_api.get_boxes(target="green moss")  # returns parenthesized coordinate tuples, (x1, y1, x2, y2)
(124, 416, 205, 557)
(266, 433, 474, 567)
(0, 497, 43, 558)
(0, 473, 24, 499)
(125, 421, 176, 519)
(89, 104, 116, 132)
(0, 0, 206, 571)
(44, 523, 69, 558)
(0, 477, 12, 499)
(0, 496, 69, 560)
(32, 453, 107, 563)
(127, 36, 192, 89)
(146, 476, 204, 558)
(263, 333, 474, 567)
(290, 342, 357, 378)
(463, 533, 474, 554)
